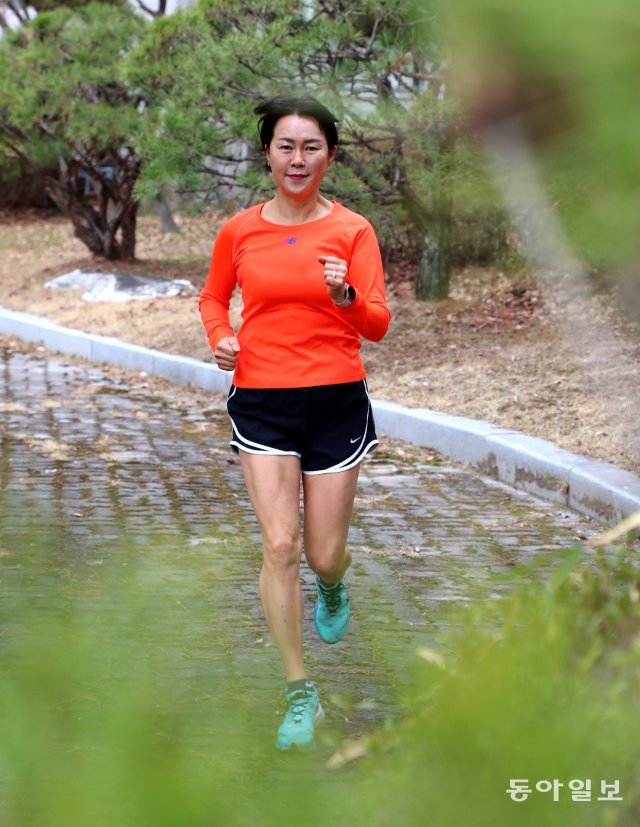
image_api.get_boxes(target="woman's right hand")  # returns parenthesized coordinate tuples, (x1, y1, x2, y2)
(214, 336, 240, 371)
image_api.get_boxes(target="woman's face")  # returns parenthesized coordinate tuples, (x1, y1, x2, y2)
(265, 114, 336, 200)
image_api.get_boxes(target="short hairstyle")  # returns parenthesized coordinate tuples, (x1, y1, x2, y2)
(254, 95, 339, 150)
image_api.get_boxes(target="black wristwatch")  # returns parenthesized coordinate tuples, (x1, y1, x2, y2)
(334, 284, 356, 307)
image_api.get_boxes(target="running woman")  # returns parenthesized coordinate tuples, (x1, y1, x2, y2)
(199, 94, 390, 750)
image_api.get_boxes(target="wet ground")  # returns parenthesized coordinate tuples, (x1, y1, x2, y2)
(0, 342, 602, 748)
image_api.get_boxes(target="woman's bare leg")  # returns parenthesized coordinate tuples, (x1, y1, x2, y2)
(238, 451, 306, 681)
(302, 465, 360, 582)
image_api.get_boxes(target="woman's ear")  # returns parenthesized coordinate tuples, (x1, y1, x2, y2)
(264, 145, 271, 172)
(328, 145, 337, 164)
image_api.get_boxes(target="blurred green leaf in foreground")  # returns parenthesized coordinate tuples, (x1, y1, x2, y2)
(2, 524, 640, 826)
(439, 0, 640, 283)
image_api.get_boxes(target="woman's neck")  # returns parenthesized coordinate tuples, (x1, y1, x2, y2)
(262, 192, 333, 225)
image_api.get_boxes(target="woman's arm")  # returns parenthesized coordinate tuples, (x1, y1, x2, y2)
(199, 220, 238, 351)
(335, 223, 391, 342)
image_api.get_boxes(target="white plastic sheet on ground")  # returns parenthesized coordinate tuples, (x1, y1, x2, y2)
(45, 269, 196, 302)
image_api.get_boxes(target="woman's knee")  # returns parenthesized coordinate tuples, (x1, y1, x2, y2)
(307, 547, 351, 582)
(262, 533, 301, 572)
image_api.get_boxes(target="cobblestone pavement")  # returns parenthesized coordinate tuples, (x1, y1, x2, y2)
(0, 342, 602, 745)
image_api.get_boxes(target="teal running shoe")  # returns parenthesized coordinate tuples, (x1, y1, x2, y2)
(314, 576, 350, 644)
(276, 683, 325, 751)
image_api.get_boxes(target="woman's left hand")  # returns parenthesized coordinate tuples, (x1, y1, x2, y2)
(318, 255, 348, 303)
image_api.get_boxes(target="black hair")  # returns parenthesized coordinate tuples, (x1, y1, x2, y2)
(254, 94, 339, 150)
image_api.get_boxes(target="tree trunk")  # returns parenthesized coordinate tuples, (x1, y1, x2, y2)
(40, 155, 139, 260)
(415, 201, 452, 301)
(156, 192, 181, 234)
(400, 181, 453, 301)
(120, 202, 138, 258)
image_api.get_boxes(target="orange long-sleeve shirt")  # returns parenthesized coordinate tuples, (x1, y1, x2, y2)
(199, 201, 391, 388)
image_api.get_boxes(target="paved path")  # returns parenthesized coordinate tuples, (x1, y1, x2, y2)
(0, 343, 601, 745)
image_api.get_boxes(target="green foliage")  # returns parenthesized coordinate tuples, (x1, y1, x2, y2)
(0, 3, 144, 167)
(30, 0, 126, 11)
(3, 522, 640, 826)
(359, 546, 640, 825)
(443, 0, 640, 272)
(0, 154, 21, 181)
(0, 3, 147, 257)
(0, 539, 353, 827)
(126, 0, 499, 262)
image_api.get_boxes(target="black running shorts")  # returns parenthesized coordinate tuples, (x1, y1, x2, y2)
(226, 380, 378, 474)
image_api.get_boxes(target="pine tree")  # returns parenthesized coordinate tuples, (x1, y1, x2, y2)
(0, 2, 146, 259)
(126, 0, 472, 296)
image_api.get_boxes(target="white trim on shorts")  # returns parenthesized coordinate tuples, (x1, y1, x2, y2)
(302, 438, 378, 475)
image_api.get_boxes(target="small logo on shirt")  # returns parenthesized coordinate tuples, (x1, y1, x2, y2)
(284, 236, 298, 245)
(350, 436, 362, 444)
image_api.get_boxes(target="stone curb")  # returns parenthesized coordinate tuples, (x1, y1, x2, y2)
(2, 304, 639, 525)
(371, 402, 640, 525)
(0, 306, 233, 393)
